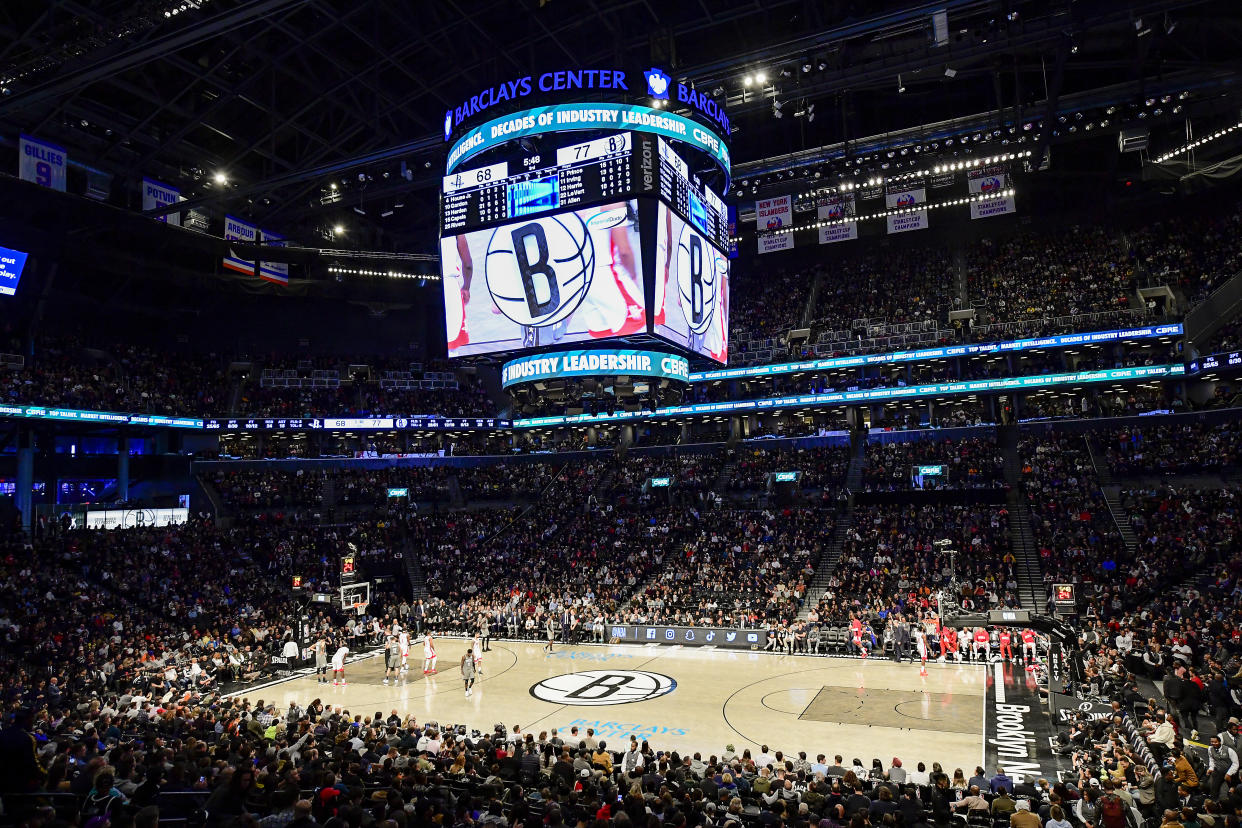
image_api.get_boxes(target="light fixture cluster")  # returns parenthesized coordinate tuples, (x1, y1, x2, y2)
(327, 265, 440, 281)
(763, 189, 1017, 235)
(827, 152, 1030, 194)
(1154, 122, 1242, 164)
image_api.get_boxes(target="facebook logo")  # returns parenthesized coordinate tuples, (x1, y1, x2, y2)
(646, 628, 657, 640)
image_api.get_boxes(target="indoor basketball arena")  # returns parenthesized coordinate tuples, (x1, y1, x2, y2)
(0, 2, 1239, 828)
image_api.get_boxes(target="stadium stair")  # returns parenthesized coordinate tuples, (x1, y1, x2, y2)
(402, 542, 431, 599)
(447, 475, 465, 507)
(844, 435, 865, 490)
(999, 423, 1022, 485)
(1084, 436, 1140, 553)
(713, 456, 738, 492)
(1006, 494, 1045, 610)
(322, 473, 338, 509)
(194, 473, 226, 518)
(800, 502, 853, 618)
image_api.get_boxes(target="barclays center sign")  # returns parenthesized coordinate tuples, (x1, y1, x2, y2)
(443, 66, 730, 140)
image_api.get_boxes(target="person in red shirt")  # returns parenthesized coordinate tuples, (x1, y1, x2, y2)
(943, 626, 960, 662)
(972, 627, 991, 662)
(998, 629, 1013, 662)
(850, 615, 867, 658)
(1020, 629, 1038, 666)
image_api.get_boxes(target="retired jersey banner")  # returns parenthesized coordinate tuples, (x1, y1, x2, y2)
(19, 134, 67, 192)
(258, 230, 289, 285)
(970, 195, 1016, 220)
(758, 232, 794, 255)
(968, 166, 1011, 194)
(755, 195, 792, 231)
(726, 204, 739, 259)
(223, 216, 258, 276)
(142, 177, 182, 226)
(817, 196, 857, 244)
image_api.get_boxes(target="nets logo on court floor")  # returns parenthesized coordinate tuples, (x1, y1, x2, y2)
(530, 670, 676, 706)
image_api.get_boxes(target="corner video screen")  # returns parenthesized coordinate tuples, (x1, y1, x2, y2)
(0, 245, 30, 297)
(441, 200, 646, 358)
(653, 201, 729, 364)
(508, 176, 560, 217)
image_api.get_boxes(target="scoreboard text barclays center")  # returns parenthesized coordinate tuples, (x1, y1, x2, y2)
(439, 66, 733, 367)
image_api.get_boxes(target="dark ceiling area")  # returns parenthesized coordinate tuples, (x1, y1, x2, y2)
(1, 0, 1241, 253)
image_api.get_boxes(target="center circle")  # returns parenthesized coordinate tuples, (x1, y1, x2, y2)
(529, 670, 677, 706)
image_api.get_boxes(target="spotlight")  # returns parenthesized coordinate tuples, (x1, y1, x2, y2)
(755, 71, 767, 83)
(897, 74, 906, 93)
(332, 224, 345, 235)
(743, 74, 754, 87)
(213, 171, 227, 185)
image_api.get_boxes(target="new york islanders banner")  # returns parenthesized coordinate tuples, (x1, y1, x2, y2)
(223, 216, 257, 276)
(19, 134, 67, 192)
(142, 177, 182, 226)
(755, 195, 792, 231)
(885, 185, 927, 234)
(817, 195, 857, 244)
(258, 230, 289, 285)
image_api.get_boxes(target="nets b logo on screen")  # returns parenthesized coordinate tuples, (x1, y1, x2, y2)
(530, 670, 676, 706)
(644, 68, 671, 100)
(485, 213, 594, 328)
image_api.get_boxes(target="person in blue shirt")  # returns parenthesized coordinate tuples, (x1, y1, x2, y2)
(991, 766, 1015, 794)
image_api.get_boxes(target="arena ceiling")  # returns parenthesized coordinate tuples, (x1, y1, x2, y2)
(1, 0, 1241, 249)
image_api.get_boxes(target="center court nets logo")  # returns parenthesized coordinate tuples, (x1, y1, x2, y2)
(530, 670, 677, 706)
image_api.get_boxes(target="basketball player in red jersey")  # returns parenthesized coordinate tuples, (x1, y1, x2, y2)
(445, 234, 473, 350)
(655, 205, 672, 326)
(580, 202, 645, 338)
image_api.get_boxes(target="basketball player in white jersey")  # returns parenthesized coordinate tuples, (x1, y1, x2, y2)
(578, 202, 645, 338)
(444, 234, 473, 351)
(470, 633, 484, 676)
(422, 633, 438, 674)
(331, 643, 349, 686)
(398, 628, 410, 673)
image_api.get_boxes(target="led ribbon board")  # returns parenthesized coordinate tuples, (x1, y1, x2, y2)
(0, 404, 202, 429)
(447, 103, 731, 186)
(501, 349, 690, 388)
(691, 323, 1184, 382)
(516, 364, 1186, 427)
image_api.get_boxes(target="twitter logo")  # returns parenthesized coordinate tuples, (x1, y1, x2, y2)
(645, 68, 672, 101)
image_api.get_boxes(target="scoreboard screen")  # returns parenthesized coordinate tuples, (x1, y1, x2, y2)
(442, 200, 646, 358)
(442, 133, 644, 234)
(657, 138, 730, 251)
(653, 200, 729, 363)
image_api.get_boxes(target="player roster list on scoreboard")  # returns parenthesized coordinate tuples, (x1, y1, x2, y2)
(441, 133, 641, 233)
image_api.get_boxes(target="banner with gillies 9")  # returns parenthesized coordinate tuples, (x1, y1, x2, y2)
(441, 200, 645, 358)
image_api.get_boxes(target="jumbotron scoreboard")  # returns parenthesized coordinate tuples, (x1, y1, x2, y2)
(441, 132, 729, 251)
(439, 74, 732, 366)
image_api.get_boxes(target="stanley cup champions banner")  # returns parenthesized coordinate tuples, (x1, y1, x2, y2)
(223, 216, 258, 276)
(258, 230, 289, 285)
(19, 135, 68, 192)
(885, 185, 927, 234)
(818, 195, 857, 244)
(142, 177, 182, 225)
(968, 166, 1016, 219)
